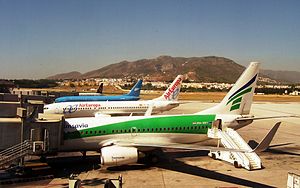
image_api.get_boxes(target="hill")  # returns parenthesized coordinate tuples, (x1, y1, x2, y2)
(47, 56, 246, 83)
(46, 56, 299, 83)
(47, 71, 82, 80)
(260, 69, 300, 84)
(81, 56, 244, 83)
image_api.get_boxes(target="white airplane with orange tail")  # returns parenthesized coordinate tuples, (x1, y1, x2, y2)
(44, 75, 184, 118)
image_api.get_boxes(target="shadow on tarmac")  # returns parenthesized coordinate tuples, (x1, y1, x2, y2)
(249, 140, 300, 156)
(21, 149, 284, 187)
(46, 155, 101, 177)
(265, 148, 300, 156)
(154, 150, 276, 188)
(103, 150, 275, 187)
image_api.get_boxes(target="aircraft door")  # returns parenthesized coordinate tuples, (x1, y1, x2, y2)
(212, 119, 222, 130)
(55, 107, 60, 114)
(130, 127, 139, 137)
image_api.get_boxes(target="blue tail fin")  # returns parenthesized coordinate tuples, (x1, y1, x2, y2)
(126, 79, 143, 97)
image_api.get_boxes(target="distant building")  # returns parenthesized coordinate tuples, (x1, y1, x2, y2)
(289, 90, 299, 96)
(0, 80, 15, 93)
(11, 89, 42, 97)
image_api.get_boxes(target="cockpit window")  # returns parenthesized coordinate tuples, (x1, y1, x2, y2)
(44, 107, 49, 110)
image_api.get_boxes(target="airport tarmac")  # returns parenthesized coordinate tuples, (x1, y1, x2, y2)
(2, 102, 300, 188)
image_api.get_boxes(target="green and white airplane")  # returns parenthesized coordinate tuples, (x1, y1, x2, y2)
(61, 62, 293, 169)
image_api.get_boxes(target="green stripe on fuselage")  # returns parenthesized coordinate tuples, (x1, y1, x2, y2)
(64, 114, 216, 140)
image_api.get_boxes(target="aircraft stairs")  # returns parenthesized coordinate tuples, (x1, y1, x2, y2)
(207, 127, 262, 171)
(0, 140, 32, 169)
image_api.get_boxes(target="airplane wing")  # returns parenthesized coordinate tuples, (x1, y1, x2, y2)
(236, 115, 299, 122)
(94, 112, 111, 117)
(110, 122, 281, 153)
(114, 141, 252, 153)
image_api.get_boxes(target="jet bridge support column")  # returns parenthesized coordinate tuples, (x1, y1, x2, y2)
(16, 107, 27, 167)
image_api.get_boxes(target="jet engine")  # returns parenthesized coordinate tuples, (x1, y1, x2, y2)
(100, 146, 138, 166)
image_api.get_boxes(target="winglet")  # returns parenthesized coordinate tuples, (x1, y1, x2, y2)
(254, 122, 281, 152)
(144, 103, 153, 116)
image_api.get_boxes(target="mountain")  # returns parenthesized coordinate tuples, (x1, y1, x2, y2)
(260, 69, 300, 84)
(80, 56, 244, 83)
(46, 71, 82, 80)
(47, 56, 246, 83)
(46, 56, 298, 83)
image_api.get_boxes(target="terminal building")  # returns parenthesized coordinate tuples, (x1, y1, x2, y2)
(0, 91, 66, 170)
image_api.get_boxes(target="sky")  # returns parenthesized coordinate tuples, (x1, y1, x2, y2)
(0, 0, 299, 79)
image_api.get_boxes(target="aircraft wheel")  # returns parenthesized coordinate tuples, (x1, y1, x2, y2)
(234, 161, 241, 168)
(150, 155, 159, 164)
(146, 154, 159, 164)
(40, 156, 47, 162)
(81, 151, 87, 159)
(211, 153, 217, 160)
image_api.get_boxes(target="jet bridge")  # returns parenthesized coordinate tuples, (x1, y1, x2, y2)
(0, 106, 65, 169)
(207, 120, 262, 171)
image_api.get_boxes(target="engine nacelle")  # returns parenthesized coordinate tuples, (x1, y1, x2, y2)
(94, 113, 111, 118)
(100, 146, 138, 166)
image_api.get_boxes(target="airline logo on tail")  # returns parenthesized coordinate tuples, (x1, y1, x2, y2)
(226, 74, 257, 111)
(164, 77, 182, 100)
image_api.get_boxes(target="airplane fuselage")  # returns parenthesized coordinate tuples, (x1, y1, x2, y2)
(61, 114, 226, 151)
(44, 100, 179, 118)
